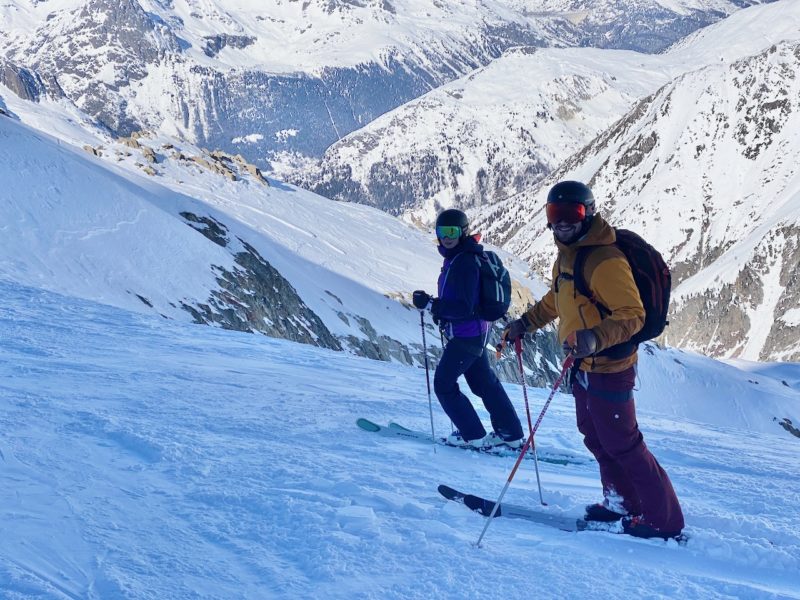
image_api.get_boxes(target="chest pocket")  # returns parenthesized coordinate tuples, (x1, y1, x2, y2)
(553, 264, 602, 330)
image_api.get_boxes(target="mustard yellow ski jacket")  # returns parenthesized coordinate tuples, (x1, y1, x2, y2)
(523, 215, 644, 373)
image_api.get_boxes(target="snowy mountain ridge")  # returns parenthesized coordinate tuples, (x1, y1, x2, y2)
(288, 0, 799, 225)
(0, 0, 771, 168)
(472, 37, 800, 362)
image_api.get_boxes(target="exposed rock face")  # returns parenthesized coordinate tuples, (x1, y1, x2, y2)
(180, 212, 341, 350)
(0, 59, 50, 102)
(779, 418, 800, 439)
(341, 315, 415, 364)
(15, 0, 182, 134)
(203, 34, 256, 58)
(668, 224, 800, 361)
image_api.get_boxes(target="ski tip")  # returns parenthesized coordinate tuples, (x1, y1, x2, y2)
(355, 418, 381, 432)
(388, 421, 413, 432)
(437, 484, 458, 498)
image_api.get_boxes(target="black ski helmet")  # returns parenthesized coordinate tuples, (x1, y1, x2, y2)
(435, 208, 469, 237)
(546, 180, 595, 212)
(545, 181, 596, 235)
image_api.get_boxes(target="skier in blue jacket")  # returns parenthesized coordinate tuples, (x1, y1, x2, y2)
(413, 209, 524, 449)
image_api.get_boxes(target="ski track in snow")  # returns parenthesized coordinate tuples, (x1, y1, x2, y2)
(0, 280, 799, 599)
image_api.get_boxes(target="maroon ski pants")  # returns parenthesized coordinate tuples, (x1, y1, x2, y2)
(573, 366, 685, 532)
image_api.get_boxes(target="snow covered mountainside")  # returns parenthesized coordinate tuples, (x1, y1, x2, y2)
(285, 46, 671, 223)
(1, 279, 798, 598)
(291, 0, 799, 225)
(283, 0, 800, 361)
(0, 99, 562, 386)
(471, 36, 800, 362)
(0, 0, 771, 171)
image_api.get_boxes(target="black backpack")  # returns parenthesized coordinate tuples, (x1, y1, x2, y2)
(474, 251, 512, 322)
(573, 229, 671, 357)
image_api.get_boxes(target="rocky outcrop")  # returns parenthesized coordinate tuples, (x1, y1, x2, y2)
(203, 34, 256, 58)
(83, 145, 103, 157)
(180, 212, 341, 350)
(779, 418, 800, 439)
(176, 209, 566, 384)
(0, 59, 49, 102)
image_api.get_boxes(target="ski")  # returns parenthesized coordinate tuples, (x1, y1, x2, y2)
(356, 418, 586, 465)
(438, 484, 689, 544)
(438, 484, 593, 532)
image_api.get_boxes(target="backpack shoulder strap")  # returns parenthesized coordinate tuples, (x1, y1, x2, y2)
(440, 252, 463, 293)
(573, 246, 612, 318)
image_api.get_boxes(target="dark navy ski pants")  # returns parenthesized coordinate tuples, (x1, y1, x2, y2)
(433, 335, 523, 441)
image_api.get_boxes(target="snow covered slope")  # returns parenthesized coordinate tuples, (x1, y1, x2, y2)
(0, 279, 798, 598)
(0, 110, 414, 356)
(0, 96, 558, 385)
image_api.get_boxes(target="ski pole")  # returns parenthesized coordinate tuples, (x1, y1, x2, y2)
(475, 353, 575, 547)
(514, 337, 546, 506)
(420, 311, 437, 453)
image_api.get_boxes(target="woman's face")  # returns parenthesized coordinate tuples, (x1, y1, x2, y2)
(439, 236, 460, 249)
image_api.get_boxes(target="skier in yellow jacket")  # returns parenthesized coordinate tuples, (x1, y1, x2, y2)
(504, 180, 684, 540)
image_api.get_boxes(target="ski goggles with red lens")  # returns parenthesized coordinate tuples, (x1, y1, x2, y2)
(546, 202, 586, 225)
(436, 225, 463, 239)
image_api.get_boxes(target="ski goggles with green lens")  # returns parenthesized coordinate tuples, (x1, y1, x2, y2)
(436, 225, 463, 239)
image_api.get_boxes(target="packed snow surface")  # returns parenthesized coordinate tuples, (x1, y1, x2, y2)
(1, 280, 798, 599)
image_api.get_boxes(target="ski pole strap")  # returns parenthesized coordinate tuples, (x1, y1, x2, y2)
(495, 327, 515, 359)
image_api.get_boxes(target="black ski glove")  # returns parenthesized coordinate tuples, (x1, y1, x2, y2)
(502, 315, 530, 342)
(430, 298, 442, 323)
(563, 329, 598, 358)
(412, 290, 431, 310)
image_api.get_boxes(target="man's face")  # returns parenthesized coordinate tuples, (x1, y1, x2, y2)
(552, 220, 584, 244)
(546, 202, 587, 245)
